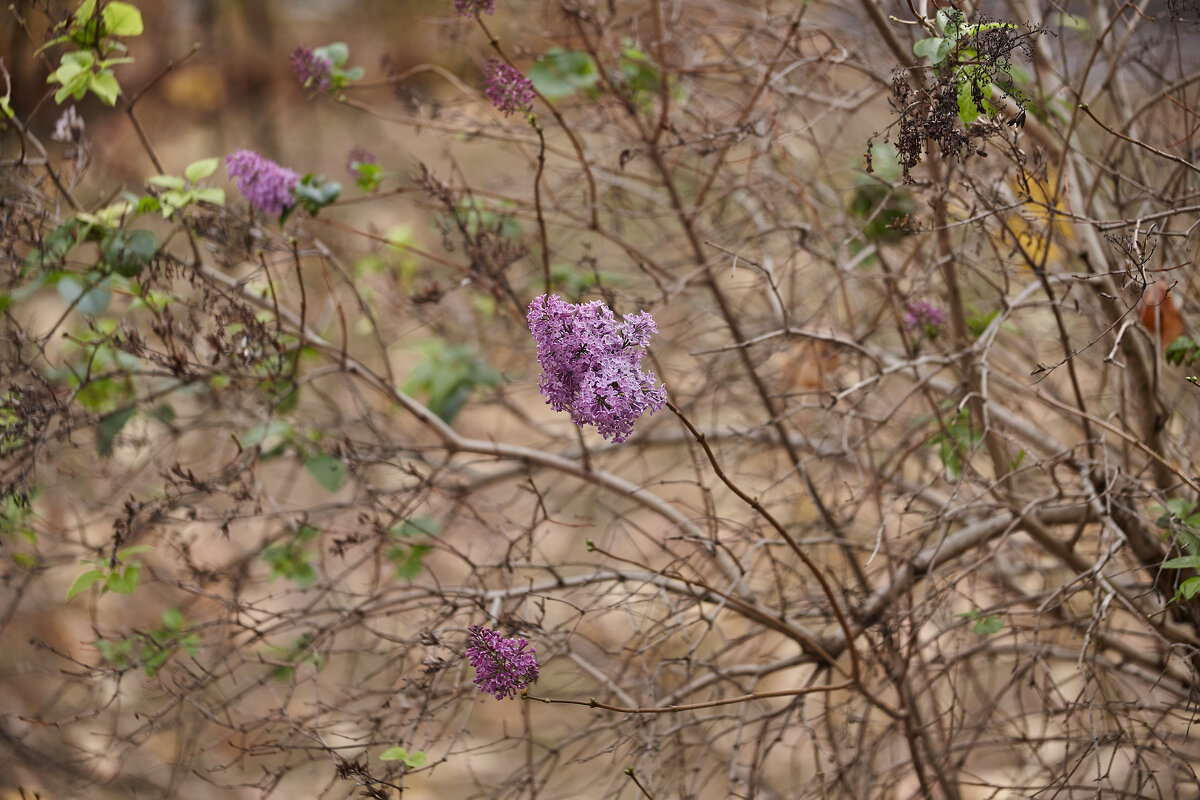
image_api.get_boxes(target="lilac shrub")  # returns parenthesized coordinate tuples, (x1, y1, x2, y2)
(466, 626, 539, 699)
(225, 150, 299, 217)
(483, 58, 535, 117)
(528, 294, 667, 443)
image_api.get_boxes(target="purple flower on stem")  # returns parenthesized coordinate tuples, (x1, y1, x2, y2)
(466, 626, 539, 700)
(527, 294, 668, 443)
(226, 150, 299, 217)
(291, 46, 333, 92)
(455, 0, 496, 19)
(484, 58, 535, 117)
(903, 300, 945, 334)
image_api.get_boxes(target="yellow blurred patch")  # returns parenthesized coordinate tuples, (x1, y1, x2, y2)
(1005, 172, 1073, 268)
(163, 64, 227, 112)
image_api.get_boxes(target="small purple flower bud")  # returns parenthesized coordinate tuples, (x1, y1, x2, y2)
(455, 0, 497, 19)
(903, 300, 945, 333)
(346, 146, 377, 173)
(527, 294, 667, 443)
(226, 150, 300, 218)
(466, 626, 539, 700)
(484, 58, 535, 117)
(291, 46, 333, 93)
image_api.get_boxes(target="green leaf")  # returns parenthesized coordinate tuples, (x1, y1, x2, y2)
(97, 406, 135, 457)
(88, 71, 121, 106)
(193, 187, 226, 206)
(162, 607, 185, 630)
(148, 174, 187, 191)
(1163, 555, 1200, 570)
(316, 42, 349, 68)
(935, 7, 963, 36)
(66, 568, 105, 601)
(388, 544, 431, 582)
(102, 2, 144, 36)
(390, 517, 440, 538)
(242, 420, 292, 447)
(115, 544, 153, 560)
(1169, 575, 1200, 604)
(528, 48, 599, 99)
(380, 747, 425, 767)
(104, 563, 140, 594)
(304, 452, 347, 492)
(913, 37, 951, 65)
(972, 615, 1004, 635)
(185, 157, 219, 183)
(1165, 335, 1198, 365)
(58, 274, 112, 315)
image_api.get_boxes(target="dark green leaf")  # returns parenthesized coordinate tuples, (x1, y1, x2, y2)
(97, 407, 135, 457)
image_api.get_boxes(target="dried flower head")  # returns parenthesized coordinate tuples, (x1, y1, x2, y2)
(455, 0, 496, 19)
(527, 294, 667, 443)
(465, 626, 539, 700)
(226, 150, 300, 217)
(484, 58, 535, 117)
(291, 46, 333, 92)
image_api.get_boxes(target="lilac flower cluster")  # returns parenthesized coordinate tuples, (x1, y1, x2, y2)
(484, 58, 535, 117)
(903, 300, 945, 333)
(291, 46, 333, 92)
(466, 626, 539, 700)
(226, 150, 299, 217)
(527, 294, 668, 443)
(455, 0, 496, 18)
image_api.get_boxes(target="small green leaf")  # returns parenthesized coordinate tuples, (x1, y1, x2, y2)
(304, 452, 347, 492)
(162, 607, 184, 630)
(88, 71, 121, 106)
(913, 37, 951, 65)
(317, 42, 350, 68)
(102, 2, 144, 36)
(1165, 335, 1198, 365)
(193, 187, 226, 206)
(116, 544, 153, 560)
(104, 563, 140, 594)
(380, 747, 408, 762)
(148, 174, 187, 191)
(1163, 555, 1200, 570)
(97, 406, 135, 457)
(66, 568, 105, 601)
(972, 615, 1004, 635)
(528, 48, 599, 99)
(390, 516, 440, 538)
(185, 157, 219, 183)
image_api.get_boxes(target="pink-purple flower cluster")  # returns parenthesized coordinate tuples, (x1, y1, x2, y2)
(466, 626, 539, 700)
(903, 300, 945, 333)
(455, 0, 496, 18)
(528, 294, 667, 443)
(291, 46, 333, 92)
(226, 150, 299, 217)
(484, 58, 535, 117)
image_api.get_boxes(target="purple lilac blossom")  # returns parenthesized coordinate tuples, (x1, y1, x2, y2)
(484, 58, 535, 117)
(527, 294, 668, 443)
(466, 626, 539, 700)
(903, 300, 945, 332)
(291, 46, 333, 92)
(226, 150, 300, 217)
(455, 0, 496, 18)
